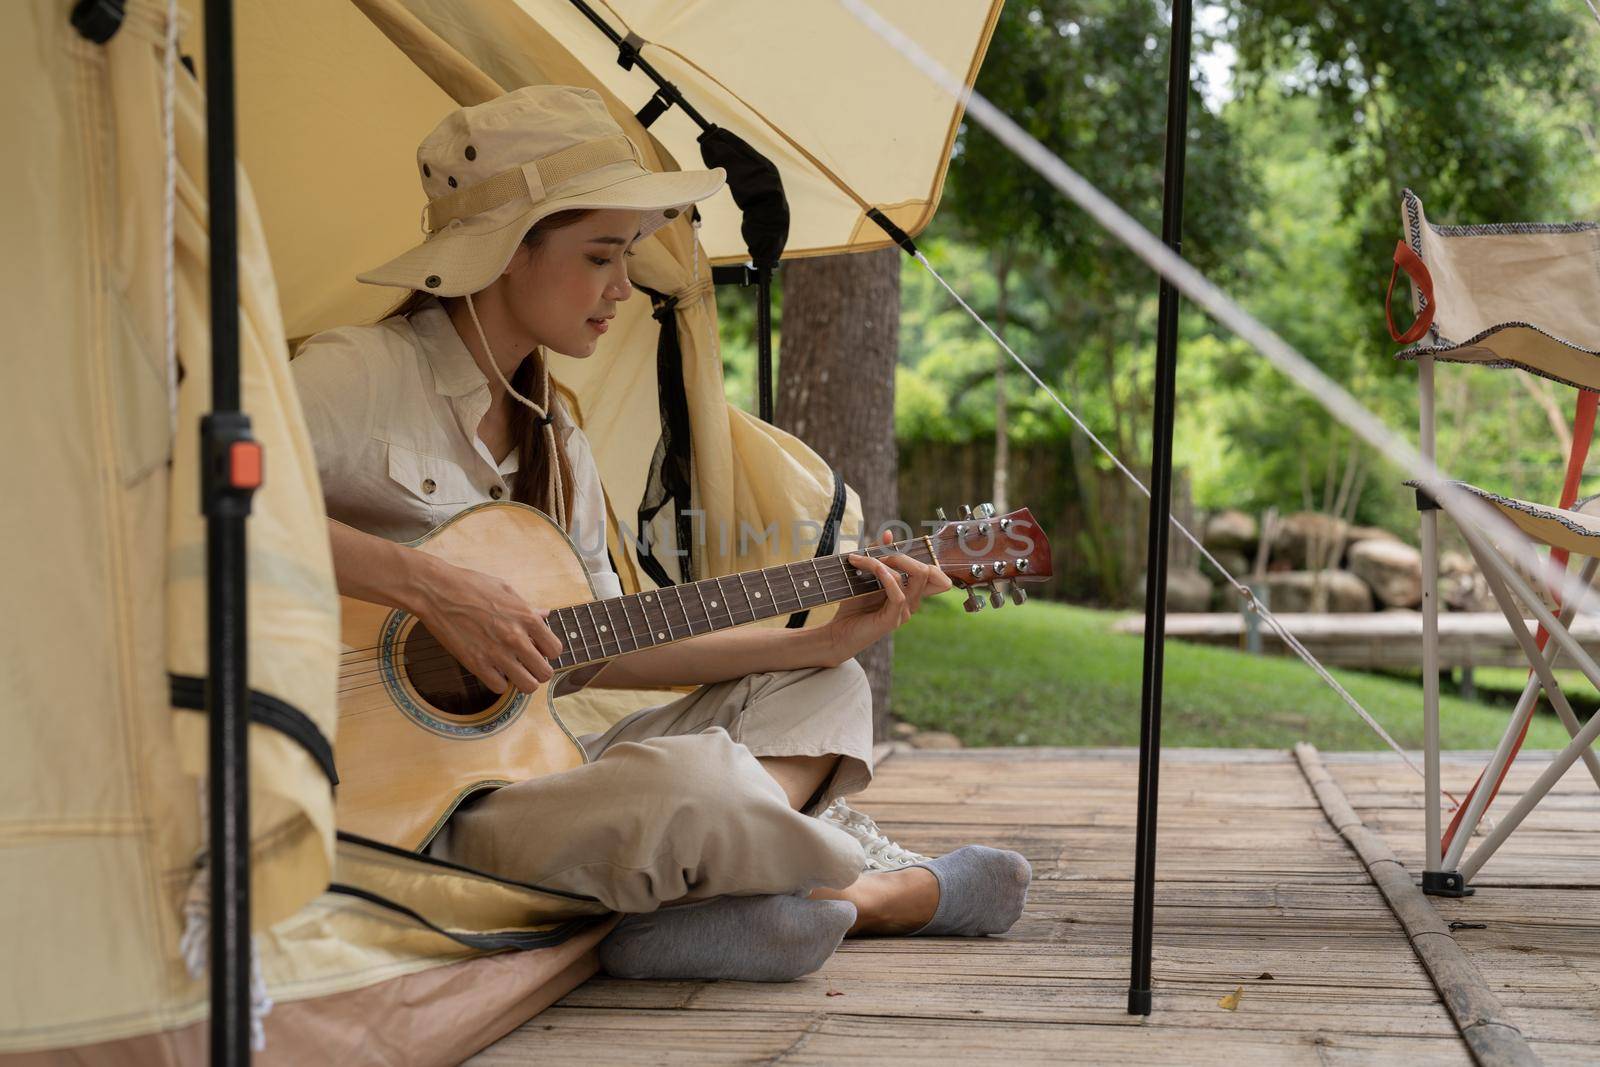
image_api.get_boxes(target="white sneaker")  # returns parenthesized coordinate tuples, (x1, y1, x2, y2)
(818, 798, 931, 872)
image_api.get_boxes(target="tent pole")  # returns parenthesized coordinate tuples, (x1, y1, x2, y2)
(757, 266, 775, 423)
(204, 0, 259, 1062)
(1129, 0, 1193, 1018)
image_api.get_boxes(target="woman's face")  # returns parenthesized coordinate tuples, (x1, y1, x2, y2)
(501, 208, 643, 358)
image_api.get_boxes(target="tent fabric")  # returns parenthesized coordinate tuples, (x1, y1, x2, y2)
(3, 1, 603, 1057)
(1396, 189, 1600, 391)
(195, 0, 1001, 334)
(383, 0, 1001, 267)
(6, 0, 962, 1056)
(254, 0, 868, 735)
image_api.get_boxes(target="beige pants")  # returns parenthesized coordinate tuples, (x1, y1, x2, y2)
(436, 661, 876, 913)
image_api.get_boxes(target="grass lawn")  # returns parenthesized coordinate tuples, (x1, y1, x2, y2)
(892, 596, 1579, 750)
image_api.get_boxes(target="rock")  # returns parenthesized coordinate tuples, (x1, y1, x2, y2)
(1344, 525, 1402, 555)
(908, 730, 963, 750)
(1262, 570, 1374, 613)
(1438, 550, 1490, 612)
(1136, 568, 1213, 613)
(1272, 512, 1350, 569)
(1348, 538, 1424, 608)
(1200, 548, 1251, 584)
(1203, 510, 1257, 552)
(890, 721, 918, 741)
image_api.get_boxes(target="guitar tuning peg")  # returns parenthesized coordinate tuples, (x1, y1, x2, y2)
(988, 584, 1005, 609)
(935, 507, 948, 521)
(1009, 583, 1028, 606)
(975, 502, 996, 519)
(963, 588, 984, 613)
(958, 504, 974, 520)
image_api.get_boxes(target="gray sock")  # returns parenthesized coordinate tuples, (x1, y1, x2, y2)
(599, 894, 857, 982)
(909, 845, 1032, 937)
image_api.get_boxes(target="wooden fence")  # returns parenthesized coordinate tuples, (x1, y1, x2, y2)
(896, 438, 1194, 606)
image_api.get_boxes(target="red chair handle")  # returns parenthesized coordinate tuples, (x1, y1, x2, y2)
(1386, 240, 1436, 344)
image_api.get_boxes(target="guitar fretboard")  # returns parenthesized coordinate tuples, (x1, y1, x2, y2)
(547, 539, 937, 670)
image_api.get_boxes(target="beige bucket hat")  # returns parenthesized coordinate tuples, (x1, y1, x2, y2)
(358, 85, 725, 297)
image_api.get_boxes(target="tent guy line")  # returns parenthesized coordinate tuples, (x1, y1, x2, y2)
(838, 0, 1599, 779)
(913, 255, 1432, 784)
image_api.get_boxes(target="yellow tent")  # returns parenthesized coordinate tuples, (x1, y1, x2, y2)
(0, 0, 998, 1061)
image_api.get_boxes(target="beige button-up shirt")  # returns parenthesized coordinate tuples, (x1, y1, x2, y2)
(291, 299, 622, 600)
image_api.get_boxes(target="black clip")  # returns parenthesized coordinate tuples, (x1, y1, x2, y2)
(71, 0, 125, 43)
(636, 89, 674, 129)
(617, 31, 646, 71)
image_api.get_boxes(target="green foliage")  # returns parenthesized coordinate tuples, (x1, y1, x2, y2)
(894, 596, 1578, 749)
(717, 1, 1600, 552)
(1228, 0, 1598, 351)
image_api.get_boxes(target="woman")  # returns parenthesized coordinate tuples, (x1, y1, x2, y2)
(293, 85, 1030, 982)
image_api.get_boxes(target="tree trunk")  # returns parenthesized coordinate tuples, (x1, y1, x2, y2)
(778, 247, 901, 740)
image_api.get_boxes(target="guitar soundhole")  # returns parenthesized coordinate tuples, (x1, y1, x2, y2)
(401, 622, 499, 718)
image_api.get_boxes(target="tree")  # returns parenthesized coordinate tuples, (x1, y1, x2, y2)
(779, 248, 903, 737)
(938, 0, 1258, 595)
(1229, 0, 1593, 351)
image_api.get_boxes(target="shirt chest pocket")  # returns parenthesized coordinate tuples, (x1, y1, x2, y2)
(386, 444, 477, 508)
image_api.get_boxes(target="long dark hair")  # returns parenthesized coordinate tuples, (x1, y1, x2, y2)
(379, 209, 594, 524)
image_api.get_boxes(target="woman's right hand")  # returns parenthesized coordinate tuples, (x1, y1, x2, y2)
(411, 556, 565, 694)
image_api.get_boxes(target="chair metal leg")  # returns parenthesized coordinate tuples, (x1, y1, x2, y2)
(1420, 506, 1444, 875)
(1446, 548, 1600, 870)
(1451, 522, 1600, 881)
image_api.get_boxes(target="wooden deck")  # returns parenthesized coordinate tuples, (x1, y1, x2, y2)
(472, 748, 1600, 1065)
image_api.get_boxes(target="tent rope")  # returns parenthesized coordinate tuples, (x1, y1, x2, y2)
(838, 0, 1600, 796)
(911, 251, 1437, 787)
(162, 0, 178, 435)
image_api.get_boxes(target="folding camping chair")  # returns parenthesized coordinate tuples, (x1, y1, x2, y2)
(1391, 189, 1600, 895)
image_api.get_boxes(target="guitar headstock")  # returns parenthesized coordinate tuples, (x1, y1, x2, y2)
(925, 503, 1052, 611)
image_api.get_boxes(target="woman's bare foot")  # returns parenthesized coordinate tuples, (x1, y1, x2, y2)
(810, 866, 940, 936)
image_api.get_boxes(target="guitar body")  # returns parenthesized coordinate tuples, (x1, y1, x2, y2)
(335, 502, 591, 850)
(332, 498, 1053, 853)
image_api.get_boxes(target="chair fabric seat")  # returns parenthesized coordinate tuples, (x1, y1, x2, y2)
(1395, 189, 1600, 391)
(1407, 479, 1600, 557)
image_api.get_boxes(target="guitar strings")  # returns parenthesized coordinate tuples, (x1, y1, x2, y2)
(332, 540, 976, 697)
(332, 568, 901, 696)
(333, 536, 953, 662)
(332, 533, 1007, 695)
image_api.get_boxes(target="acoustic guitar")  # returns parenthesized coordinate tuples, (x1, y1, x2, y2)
(335, 501, 1052, 850)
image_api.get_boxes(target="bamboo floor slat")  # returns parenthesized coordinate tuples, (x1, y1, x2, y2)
(472, 748, 1599, 1065)
(1323, 751, 1600, 1065)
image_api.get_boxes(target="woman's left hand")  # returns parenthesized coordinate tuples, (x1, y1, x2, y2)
(820, 530, 954, 665)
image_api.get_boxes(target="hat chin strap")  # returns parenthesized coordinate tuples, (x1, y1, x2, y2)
(463, 292, 567, 530)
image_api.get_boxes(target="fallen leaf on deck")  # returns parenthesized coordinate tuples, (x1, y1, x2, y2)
(1256, 972, 1275, 981)
(825, 986, 845, 997)
(1218, 986, 1243, 1011)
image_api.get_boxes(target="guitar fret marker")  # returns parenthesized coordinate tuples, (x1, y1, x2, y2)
(657, 631, 665, 640)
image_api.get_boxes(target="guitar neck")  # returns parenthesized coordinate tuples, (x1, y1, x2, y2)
(548, 538, 938, 671)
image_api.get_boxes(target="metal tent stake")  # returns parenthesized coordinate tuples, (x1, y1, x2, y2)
(203, 0, 260, 1062)
(1128, 0, 1193, 1017)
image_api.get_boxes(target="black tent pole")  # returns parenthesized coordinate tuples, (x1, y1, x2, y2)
(1128, 0, 1192, 1017)
(756, 266, 775, 423)
(203, 0, 260, 1061)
